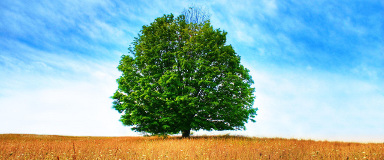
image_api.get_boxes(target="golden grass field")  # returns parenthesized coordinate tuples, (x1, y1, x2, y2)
(1, 134, 383, 159)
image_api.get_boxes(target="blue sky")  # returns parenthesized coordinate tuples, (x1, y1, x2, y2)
(1, 0, 383, 142)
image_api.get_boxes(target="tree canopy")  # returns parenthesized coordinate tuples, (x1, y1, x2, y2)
(112, 13, 257, 137)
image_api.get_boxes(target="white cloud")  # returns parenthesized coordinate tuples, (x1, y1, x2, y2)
(238, 63, 384, 142)
(0, 59, 139, 136)
(235, 30, 255, 44)
(0, 83, 134, 136)
(262, 0, 277, 16)
(208, 0, 280, 47)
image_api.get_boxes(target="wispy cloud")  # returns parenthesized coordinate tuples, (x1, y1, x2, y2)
(209, 0, 383, 80)
(0, 0, 177, 136)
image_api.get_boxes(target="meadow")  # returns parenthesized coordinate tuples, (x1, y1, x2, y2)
(1, 134, 383, 159)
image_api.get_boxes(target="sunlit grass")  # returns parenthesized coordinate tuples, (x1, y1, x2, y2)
(1, 134, 383, 159)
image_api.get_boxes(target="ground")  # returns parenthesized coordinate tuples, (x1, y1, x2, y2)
(1, 134, 383, 159)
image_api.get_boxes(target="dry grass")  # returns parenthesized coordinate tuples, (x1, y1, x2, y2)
(1, 134, 383, 159)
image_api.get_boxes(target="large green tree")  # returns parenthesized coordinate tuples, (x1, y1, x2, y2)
(112, 13, 257, 137)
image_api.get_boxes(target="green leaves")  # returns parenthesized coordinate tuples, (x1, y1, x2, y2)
(112, 13, 257, 137)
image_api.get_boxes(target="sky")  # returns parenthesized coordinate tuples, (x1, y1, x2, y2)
(0, 0, 383, 142)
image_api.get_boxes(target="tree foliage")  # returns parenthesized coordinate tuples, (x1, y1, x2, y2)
(112, 13, 257, 137)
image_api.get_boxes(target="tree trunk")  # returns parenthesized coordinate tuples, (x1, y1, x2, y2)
(182, 130, 190, 138)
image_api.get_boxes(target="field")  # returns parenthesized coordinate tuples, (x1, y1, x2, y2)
(1, 134, 383, 159)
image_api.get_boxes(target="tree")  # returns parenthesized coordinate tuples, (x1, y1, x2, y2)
(112, 13, 257, 138)
(182, 6, 210, 24)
